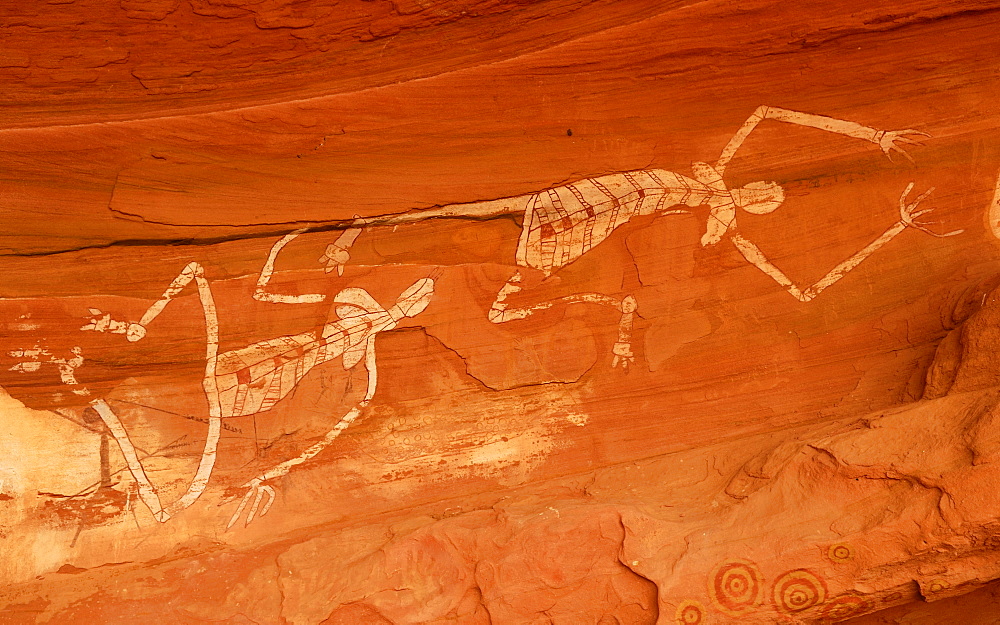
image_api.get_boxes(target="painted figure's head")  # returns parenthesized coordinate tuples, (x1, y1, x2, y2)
(700, 181, 786, 247)
(732, 181, 785, 215)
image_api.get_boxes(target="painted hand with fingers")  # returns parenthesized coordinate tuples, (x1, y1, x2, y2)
(319, 215, 367, 277)
(876, 129, 930, 163)
(897, 182, 964, 237)
(81, 308, 147, 341)
(8, 345, 90, 396)
(319, 243, 351, 276)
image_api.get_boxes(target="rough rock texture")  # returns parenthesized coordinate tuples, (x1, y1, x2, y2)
(3, 1, 1000, 623)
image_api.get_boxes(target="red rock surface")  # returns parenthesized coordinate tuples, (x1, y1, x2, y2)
(2, 1, 1000, 623)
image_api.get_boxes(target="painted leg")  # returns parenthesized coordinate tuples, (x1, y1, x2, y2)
(489, 271, 639, 368)
(163, 262, 224, 518)
(82, 262, 225, 522)
(611, 295, 637, 369)
(228, 339, 379, 529)
(90, 399, 169, 522)
(488, 272, 550, 322)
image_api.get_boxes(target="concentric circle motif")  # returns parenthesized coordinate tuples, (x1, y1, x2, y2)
(772, 569, 828, 614)
(925, 579, 950, 594)
(827, 543, 854, 563)
(820, 594, 870, 620)
(674, 599, 705, 624)
(708, 559, 765, 616)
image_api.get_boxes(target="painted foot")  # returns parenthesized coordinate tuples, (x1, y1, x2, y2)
(226, 477, 276, 529)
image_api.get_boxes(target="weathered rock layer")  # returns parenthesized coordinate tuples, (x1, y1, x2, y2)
(2, 1, 1000, 623)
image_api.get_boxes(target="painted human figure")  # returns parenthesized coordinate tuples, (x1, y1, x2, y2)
(5, 106, 959, 527)
(80, 261, 435, 525)
(304, 106, 959, 369)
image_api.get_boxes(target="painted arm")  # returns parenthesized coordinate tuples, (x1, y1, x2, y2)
(254, 228, 326, 304)
(715, 106, 928, 175)
(254, 217, 368, 303)
(730, 183, 961, 302)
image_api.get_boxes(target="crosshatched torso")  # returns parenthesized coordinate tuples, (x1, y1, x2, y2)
(516, 169, 725, 274)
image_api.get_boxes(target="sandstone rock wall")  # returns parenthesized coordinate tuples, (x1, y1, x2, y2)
(2, 1, 1000, 623)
